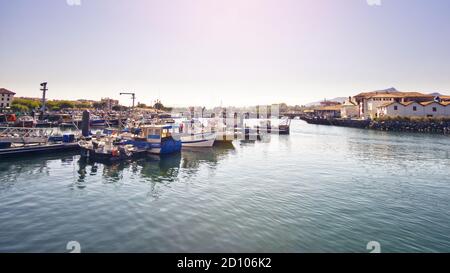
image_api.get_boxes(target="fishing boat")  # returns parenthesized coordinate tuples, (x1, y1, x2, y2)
(277, 117, 291, 135)
(206, 119, 236, 144)
(254, 117, 291, 135)
(181, 132, 216, 148)
(14, 116, 36, 128)
(157, 113, 175, 124)
(178, 119, 216, 148)
(90, 116, 107, 127)
(124, 124, 182, 155)
(79, 136, 147, 162)
(0, 113, 16, 127)
(214, 131, 236, 144)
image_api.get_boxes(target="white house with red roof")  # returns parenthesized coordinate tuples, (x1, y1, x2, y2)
(377, 101, 450, 118)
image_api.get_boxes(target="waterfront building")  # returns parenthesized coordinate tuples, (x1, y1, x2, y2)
(440, 95, 450, 102)
(0, 88, 16, 109)
(377, 101, 450, 118)
(311, 105, 342, 118)
(353, 88, 435, 119)
(340, 97, 359, 118)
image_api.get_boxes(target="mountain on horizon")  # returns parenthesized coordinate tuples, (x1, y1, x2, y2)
(305, 97, 347, 107)
(378, 87, 399, 93)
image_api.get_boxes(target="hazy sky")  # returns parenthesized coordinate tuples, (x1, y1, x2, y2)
(1, 0, 450, 107)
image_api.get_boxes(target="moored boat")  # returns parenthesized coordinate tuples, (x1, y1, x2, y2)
(78, 136, 147, 162)
(90, 116, 107, 126)
(181, 132, 216, 148)
(123, 124, 182, 155)
(14, 116, 36, 128)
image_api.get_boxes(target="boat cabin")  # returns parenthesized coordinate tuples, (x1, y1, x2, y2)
(139, 125, 180, 143)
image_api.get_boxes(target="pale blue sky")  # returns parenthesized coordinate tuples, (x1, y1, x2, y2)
(1, 0, 450, 107)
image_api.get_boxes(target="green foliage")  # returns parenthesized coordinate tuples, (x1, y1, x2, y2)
(11, 104, 29, 113)
(93, 101, 107, 109)
(57, 100, 75, 109)
(12, 98, 40, 110)
(45, 100, 74, 110)
(112, 105, 128, 111)
(153, 100, 171, 111)
(75, 102, 92, 109)
(153, 101, 164, 110)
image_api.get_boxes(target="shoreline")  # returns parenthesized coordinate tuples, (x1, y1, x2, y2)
(301, 117, 450, 135)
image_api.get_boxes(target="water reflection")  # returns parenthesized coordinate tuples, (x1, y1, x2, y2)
(138, 154, 182, 183)
(0, 153, 76, 190)
(181, 143, 236, 169)
(75, 143, 236, 186)
(345, 130, 450, 164)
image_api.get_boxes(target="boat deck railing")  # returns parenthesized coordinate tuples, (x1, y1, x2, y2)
(0, 127, 59, 137)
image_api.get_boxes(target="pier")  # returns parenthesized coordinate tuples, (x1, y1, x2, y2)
(0, 142, 79, 157)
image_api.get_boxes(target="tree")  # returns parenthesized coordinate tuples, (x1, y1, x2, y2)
(12, 98, 40, 110)
(93, 101, 107, 109)
(57, 100, 75, 109)
(153, 100, 171, 111)
(153, 100, 164, 110)
(45, 101, 59, 111)
(112, 105, 127, 111)
(11, 104, 29, 113)
(137, 103, 147, 108)
(75, 102, 92, 109)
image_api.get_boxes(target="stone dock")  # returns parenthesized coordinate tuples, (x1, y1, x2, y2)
(301, 117, 450, 134)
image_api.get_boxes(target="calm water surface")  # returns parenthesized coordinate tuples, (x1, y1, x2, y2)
(0, 120, 449, 252)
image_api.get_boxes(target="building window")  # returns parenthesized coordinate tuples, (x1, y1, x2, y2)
(413, 106, 417, 111)
(0, 103, 3, 107)
(432, 107, 437, 112)
(394, 106, 398, 110)
(6, 103, 9, 107)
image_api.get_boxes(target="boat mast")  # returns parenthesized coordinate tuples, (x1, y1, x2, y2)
(40, 82, 48, 119)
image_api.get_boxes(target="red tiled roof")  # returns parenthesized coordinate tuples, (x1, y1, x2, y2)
(355, 90, 433, 99)
(0, 88, 16, 95)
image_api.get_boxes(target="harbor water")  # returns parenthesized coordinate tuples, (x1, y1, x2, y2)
(0, 120, 449, 252)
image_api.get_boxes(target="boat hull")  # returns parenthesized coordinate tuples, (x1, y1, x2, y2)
(148, 140, 182, 155)
(182, 138, 215, 148)
(79, 146, 146, 163)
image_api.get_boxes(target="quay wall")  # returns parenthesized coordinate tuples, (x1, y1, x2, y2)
(301, 117, 450, 134)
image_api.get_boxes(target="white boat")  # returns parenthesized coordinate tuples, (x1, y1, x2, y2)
(181, 132, 216, 148)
